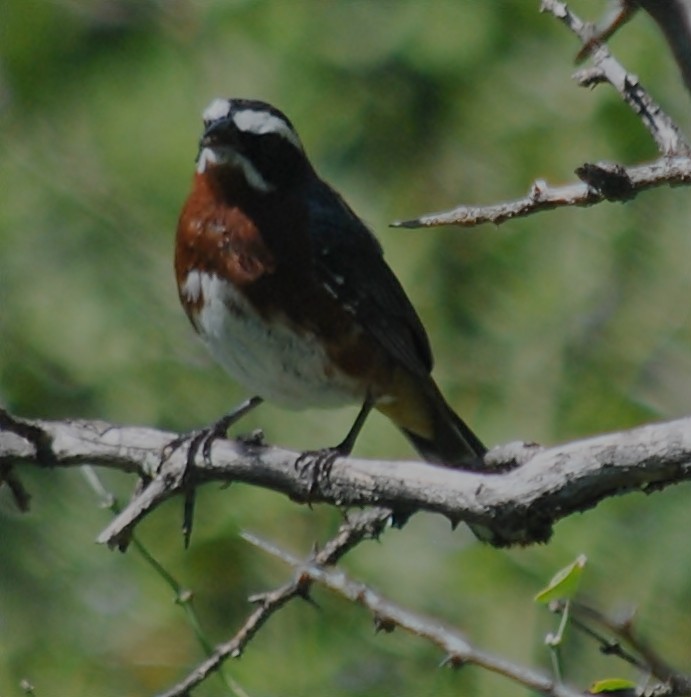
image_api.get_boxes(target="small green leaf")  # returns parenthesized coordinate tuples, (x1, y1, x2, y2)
(535, 554, 587, 604)
(589, 678, 637, 694)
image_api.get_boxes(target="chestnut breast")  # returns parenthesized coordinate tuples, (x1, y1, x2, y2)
(175, 172, 394, 408)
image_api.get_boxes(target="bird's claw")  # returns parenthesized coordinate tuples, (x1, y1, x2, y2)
(294, 447, 344, 495)
(160, 397, 263, 547)
(161, 423, 228, 548)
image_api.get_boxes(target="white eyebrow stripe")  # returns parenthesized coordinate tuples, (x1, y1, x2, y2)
(232, 109, 302, 150)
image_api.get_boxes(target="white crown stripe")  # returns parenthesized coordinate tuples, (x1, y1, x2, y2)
(231, 109, 302, 150)
(203, 98, 232, 123)
(201, 100, 303, 151)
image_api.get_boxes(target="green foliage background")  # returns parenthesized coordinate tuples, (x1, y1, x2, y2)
(2, 1, 691, 695)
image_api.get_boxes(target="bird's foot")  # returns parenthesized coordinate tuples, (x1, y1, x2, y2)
(160, 396, 263, 547)
(161, 418, 235, 548)
(293, 398, 374, 498)
(294, 445, 346, 496)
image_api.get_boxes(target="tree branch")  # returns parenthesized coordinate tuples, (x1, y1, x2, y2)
(154, 508, 391, 697)
(567, 601, 691, 694)
(239, 532, 584, 697)
(393, 156, 691, 228)
(542, 0, 691, 157)
(394, 0, 691, 230)
(3, 408, 691, 549)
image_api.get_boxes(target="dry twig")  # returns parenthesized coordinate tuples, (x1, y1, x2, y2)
(236, 532, 584, 697)
(153, 509, 391, 697)
(395, 0, 691, 230)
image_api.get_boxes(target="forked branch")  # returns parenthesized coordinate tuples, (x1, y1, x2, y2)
(396, 0, 691, 230)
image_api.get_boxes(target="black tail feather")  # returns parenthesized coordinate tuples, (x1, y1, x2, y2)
(402, 388, 486, 470)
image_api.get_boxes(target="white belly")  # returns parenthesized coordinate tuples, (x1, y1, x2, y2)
(182, 271, 363, 409)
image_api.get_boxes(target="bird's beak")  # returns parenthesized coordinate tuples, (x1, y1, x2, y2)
(199, 117, 238, 149)
(196, 117, 239, 167)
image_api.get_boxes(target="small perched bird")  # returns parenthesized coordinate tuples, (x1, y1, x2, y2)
(175, 97, 486, 472)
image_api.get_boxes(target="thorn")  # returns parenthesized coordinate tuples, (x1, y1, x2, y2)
(599, 640, 624, 656)
(0, 465, 31, 512)
(115, 531, 133, 553)
(390, 217, 421, 229)
(297, 589, 320, 610)
(182, 487, 196, 549)
(529, 178, 548, 201)
(439, 654, 464, 669)
(373, 614, 396, 634)
(389, 508, 413, 528)
(296, 573, 319, 608)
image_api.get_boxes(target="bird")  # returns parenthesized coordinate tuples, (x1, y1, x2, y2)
(175, 97, 486, 483)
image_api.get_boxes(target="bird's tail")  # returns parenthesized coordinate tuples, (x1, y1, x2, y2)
(376, 374, 486, 470)
(375, 373, 489, 538)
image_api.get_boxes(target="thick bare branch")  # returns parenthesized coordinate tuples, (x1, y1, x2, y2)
(3, 409, 691, 548)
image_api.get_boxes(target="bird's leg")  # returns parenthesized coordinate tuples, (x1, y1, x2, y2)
(162, 395, 264, 547)
(295, 394, 374, 494)
(334, 395, 374, 454)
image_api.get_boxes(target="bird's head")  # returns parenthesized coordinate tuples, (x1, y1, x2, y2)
(196, 98, 309, 193)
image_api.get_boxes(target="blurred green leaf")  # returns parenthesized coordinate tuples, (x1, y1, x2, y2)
(535, 554, 587, 604)
(589, 677, 638, 694)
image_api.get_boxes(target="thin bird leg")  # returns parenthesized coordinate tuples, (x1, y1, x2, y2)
(295, 393, 375, 493)
(335, 393, 375, 455)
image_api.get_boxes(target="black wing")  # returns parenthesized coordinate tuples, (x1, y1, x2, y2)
(305, 176, 433, 378)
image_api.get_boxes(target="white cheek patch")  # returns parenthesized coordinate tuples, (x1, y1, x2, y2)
(196, 146, 223, 174)
(232, 109, 302, 150)
(196, 146, 274, 192)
